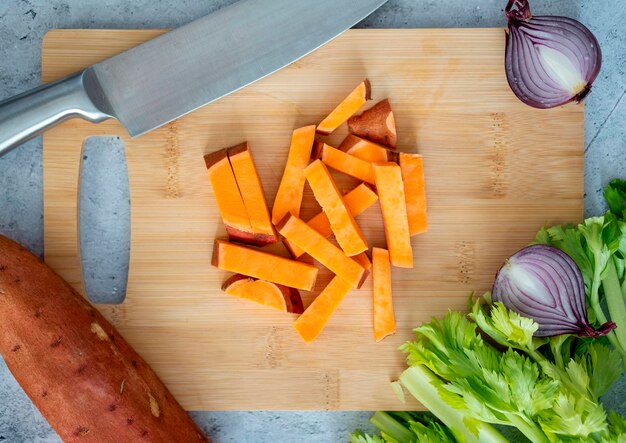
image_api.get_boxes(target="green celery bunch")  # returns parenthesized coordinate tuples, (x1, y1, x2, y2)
(353, 299, 625, 443)
(402, 300, 622, 442)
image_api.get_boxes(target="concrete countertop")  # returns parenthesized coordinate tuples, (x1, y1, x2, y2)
(1, 0, 625, 441)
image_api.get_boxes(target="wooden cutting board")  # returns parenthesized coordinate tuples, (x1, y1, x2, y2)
(42, 29, 583, 411)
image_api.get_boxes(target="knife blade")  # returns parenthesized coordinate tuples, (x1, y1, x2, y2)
(0, 0, 387, 157)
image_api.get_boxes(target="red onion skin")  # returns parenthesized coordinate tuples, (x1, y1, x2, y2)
(504, 0, 601, 109)
(506, 0, 532, 21)
(492, 245, 615, 337)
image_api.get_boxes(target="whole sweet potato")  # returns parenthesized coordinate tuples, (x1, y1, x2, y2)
(0, 235, 209, 442)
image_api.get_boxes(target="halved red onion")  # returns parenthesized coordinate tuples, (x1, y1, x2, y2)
(492, 245, 615, 337)
(505, 0, 602, 109)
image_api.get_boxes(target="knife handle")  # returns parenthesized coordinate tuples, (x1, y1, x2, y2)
(0, 69, 113, 158)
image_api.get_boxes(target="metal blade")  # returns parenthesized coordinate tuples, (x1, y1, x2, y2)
(91, 0, 387, 137)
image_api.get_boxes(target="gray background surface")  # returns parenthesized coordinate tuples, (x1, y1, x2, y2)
(0, 0, 625, 441)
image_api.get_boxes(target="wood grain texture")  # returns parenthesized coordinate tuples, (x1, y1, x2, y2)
(42, 29, 584, 411)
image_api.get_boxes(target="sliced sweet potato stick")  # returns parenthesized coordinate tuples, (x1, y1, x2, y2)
(277, 214, 366, 289)
(204, 149, 255, 244)
(316, 80, 371, 135)
(373, 162, 413, 268)
(212, 240, 318, 291)
(304, 160, 368, 256)
(283, 183, 378, 259)
(271, 125, 316, 225)
(348, 99, 397, 148)
(338, 134, 398, 163)
(372, 247, 396, 341)
(222, 274, 303, 314)
(293, 276, 353, 343)
(399, 153, 428, 236)
(227, 142, 278, 245)
(317, 143, 375, 185)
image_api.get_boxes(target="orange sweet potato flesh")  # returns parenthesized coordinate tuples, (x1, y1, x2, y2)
(293, 276, 353, 343)
(399, 153, 428, 236)
(204, 149, 256, 244)
(373, 162, 413, 268)
(276, 214, 365, 289)
(0, 235, 209, 443)
(372, 247, 396, 342)
(316, 80, 371, 135)
(271, 125, 316, 225)
(212, 239, 318, 291)
(319, 143, 376, 185)
(222, 274, 304, 314)
(227, 143, 278, 245)
(348, 99, 397, 148)
(304, 160, 368, 256)
(339, 134, 398, 163)
(283, 183, 378, 259)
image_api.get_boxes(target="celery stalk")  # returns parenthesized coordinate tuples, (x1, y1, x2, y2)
(399, 365, 508, 443)
(603, 258, 626, 356)
(369, 412, 415, 442)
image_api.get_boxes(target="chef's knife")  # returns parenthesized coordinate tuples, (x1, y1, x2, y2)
(0, 0, 387, 157)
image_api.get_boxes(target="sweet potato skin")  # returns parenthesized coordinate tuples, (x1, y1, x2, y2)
(287, 287, 305, 315)
(0, 236, 208, 443)
(348, 99, 397, 148)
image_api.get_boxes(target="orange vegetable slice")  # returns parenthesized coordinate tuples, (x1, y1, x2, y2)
(227, 143, 278, 245)
(372, 247, 396, 341)
(399, 153, 428, 236)
(316, 80, 371, 135)
(212, 240, 318, 291)
(304, 160, 368, 256)
(348, 99, 397, 148)
(271, 125, 316, 225)
(204, 149, 255, 244)
(276, 214, 366, 289)
(222, 274, 304, 314)
(372, 162, 413, 268)
(283, 183, 378, 259)
(293, 276, 353, 343)
(317, 143, 375, 185)
(338, 134, 398, 163)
